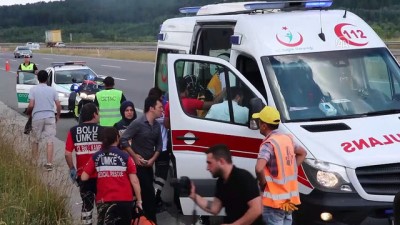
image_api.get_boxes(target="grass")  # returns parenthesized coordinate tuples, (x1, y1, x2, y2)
(36, 47, 156, 62)
(0, 124, 71, 225)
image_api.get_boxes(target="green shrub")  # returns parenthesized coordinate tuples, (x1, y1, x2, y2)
(0, 132, 71, 225)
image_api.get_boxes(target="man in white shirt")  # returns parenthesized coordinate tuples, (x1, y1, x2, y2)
(206, 87, 249, 124)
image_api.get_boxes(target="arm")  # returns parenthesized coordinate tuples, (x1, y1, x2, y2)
(189, 183, 223, 215)
(27, 99, 34, 116)
(120, 122, 144, 166)
(129, 174, 142, 202)
(255, 159, 267, 191)
(229, 196, 263, 225)
(164, 117, 170, 129)
(120, 93, 126, 104)
(294, 146, 307, 166)
(55, 100, 61, 122)
(65, 151, 75, 169)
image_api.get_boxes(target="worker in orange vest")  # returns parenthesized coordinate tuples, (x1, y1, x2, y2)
(253, 106, 307, 225)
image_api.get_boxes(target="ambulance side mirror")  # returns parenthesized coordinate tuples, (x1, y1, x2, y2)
(249, 97, 264, 130)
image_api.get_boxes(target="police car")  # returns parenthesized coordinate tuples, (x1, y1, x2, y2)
(16, 61, 100, 114)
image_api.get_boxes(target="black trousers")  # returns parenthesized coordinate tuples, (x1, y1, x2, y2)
(154, 150, 170, 196)
(78, 177, 97, 225)
(137, 166, 157, 224)
(97, 201, 133, 225)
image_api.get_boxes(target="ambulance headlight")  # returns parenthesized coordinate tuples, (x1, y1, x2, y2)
(303, 159, 353, 193)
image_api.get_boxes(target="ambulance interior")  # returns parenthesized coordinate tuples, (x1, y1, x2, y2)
(262, 47, 400, 122)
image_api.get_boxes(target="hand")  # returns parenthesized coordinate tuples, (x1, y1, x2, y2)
(135, 200, 143, 213)
(56, 115, 60, 123)
(144, 159, 154, 167)
(134, 154, 145, 166)
(69, 168, 78, 185)
(189, 181, 196, 200)
(280, 200, 298, 212)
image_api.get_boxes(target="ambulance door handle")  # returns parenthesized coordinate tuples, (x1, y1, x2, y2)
(176, 136, 199, 141)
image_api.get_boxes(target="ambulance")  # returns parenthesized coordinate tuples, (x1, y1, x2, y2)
(154, 1, 400, 224)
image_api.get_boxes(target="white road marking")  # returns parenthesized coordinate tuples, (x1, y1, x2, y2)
(98, 75, 126, 81)
(135, 108, 143, 113)
(101, 64, 120, 69)
(42, 57, 53, 60)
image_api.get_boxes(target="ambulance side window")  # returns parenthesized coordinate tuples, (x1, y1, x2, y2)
(236, 55, 267, 100)
(174, 59, 256, 125)
(155, 49, 180, 94)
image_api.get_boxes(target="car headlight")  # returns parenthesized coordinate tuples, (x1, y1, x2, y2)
(58, 92, 69, 98)
(303, 159, 353, 193)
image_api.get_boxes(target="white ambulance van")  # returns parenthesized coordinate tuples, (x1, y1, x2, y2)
(154, 1, 400, 224)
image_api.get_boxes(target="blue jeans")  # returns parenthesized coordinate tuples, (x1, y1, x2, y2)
(263, 206, 292, 225)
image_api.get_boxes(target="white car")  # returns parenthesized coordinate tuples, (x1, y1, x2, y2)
(46, 62, 99, 113)
(54, 42, 66, 48)
(26, 42, 40, 50)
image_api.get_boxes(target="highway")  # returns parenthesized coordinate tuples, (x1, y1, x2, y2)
(0, 51, 391, 225)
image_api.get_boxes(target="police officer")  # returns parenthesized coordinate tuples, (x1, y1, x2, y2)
(18, 55, 38, 74)
(94, 76, 126, 126)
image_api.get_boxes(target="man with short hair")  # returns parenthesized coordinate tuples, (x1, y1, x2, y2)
(18, 55, 38, 74)
(189, 144, 265, 225)
(94, 76, 126, 126)
(120, 96, 163, 223)
(65, 103, 103, 225)
(253, 106, 307, 225)
(27, 70, 61, 170)
(206, 86, 249, 124)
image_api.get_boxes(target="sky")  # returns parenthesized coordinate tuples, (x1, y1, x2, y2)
(0, 0, 59, 6)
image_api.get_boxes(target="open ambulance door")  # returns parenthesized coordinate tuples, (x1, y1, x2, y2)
(167, 54, 266, 215)
(16, 71, 38, 109)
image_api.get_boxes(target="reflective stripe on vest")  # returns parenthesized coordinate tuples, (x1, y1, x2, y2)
(20, 63, 34, 72)
(96, 89, 122, 126)
(262, 134, 300, 208)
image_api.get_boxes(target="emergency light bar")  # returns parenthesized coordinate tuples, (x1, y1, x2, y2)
(51, 61, 86, 67)
(180, 0, 333, 16)
(179, 6, 201, 14)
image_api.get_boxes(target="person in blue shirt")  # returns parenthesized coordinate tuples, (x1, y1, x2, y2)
(206, 87, 249, 124)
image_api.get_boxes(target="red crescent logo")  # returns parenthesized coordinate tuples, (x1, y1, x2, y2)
(334, 23, 368, 47)
(276, 33, 304, 47)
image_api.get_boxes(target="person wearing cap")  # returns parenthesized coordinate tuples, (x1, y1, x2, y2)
(253, 106, 307, 225)
(18, 55, 38, 74)
(94, 76, 126, 126)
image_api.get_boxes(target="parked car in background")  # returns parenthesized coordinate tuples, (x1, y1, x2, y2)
(14, 46, 32, 58)
(54, 42, 66, 48)
(26, 42, 40, 50)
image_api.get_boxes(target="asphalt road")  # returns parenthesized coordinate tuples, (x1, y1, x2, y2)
(0, 51, 391, 225)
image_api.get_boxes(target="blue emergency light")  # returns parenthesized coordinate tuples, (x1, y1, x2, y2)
(305, 0, 333, 8)
(243, 0, 333, 11)
(158, 33, 166, 41)
(230, 35, 242, 45)
(179, 6, 201, 14)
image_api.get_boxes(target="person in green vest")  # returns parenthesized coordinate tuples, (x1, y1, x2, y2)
(94, 76, 126, 126)
(18, 55, 38, 74)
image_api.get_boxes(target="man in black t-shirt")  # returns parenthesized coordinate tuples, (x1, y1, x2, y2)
(189, 144, 264, 225)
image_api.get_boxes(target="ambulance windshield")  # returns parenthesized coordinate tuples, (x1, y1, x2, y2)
(262, 48, 400, 122)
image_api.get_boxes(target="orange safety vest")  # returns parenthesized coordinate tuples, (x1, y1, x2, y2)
(261, 133, 300, 208)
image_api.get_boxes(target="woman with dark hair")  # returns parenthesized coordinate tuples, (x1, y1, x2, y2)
(81, 127, 142, 225)
(114, 101, 137, 135)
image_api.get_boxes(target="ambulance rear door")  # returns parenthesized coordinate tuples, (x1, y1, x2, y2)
(167, 53, 265, 214)
(16, 71, 38, 108)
